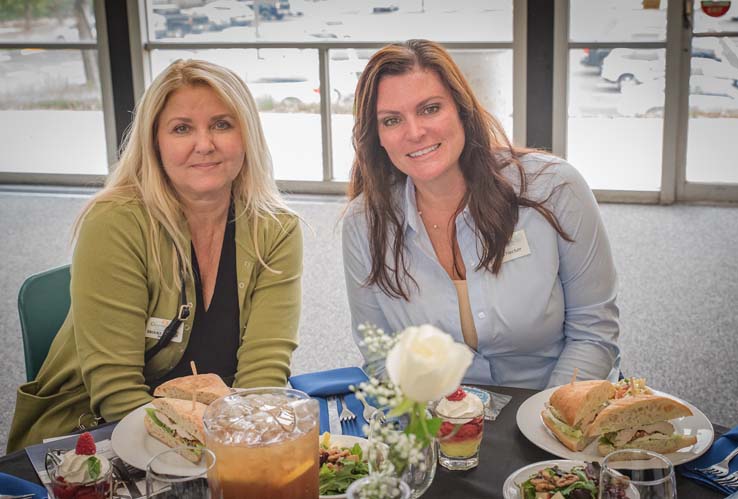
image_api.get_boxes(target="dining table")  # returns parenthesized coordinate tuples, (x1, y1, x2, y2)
(0, 385, 727, 498)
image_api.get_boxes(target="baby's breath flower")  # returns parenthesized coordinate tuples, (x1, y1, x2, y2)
(351, 323, 441, 498)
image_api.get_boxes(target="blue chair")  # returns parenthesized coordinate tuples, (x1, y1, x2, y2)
(17, 265, 71, 381)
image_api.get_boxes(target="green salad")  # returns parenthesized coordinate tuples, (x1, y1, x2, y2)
(518, 464, 599, 499)
(318, 433, 370, 496)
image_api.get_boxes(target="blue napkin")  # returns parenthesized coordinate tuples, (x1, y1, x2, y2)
(289, 367, 369, 437)
(0, 472, 47, 498)
(677, 425, 738, 495)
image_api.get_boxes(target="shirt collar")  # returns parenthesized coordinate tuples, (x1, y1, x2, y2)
(403, 176, 473, 233)
(403, 176, 422, 235)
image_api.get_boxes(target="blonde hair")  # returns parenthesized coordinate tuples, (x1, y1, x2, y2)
(74, 59, 291, 286)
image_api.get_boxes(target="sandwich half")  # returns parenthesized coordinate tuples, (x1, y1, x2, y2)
(586, 394, 698, 456)
(144, 397, 207, 462)
(153, 373, 231, 405)
(540, 380, 616, 451)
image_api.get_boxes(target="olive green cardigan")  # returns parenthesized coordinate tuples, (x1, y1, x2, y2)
(7, 199, 302, 452)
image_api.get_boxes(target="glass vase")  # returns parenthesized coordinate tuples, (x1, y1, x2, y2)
(366, 412, 437, 498)
(346, 475, 411, 499)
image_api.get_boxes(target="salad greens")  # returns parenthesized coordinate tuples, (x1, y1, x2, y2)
(519, 464, 600, 499)
(319, 441, 370, 495)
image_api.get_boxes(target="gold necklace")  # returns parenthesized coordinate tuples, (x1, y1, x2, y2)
(417, 211, 440, 230)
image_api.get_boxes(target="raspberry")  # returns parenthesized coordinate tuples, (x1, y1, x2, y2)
(446, 388, 466, 401)
(75, 432, 96, 455)
(438, 419, 483, 441)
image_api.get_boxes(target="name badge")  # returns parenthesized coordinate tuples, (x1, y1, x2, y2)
(145, 317, 184, 343)
(502, 230, 532, 263)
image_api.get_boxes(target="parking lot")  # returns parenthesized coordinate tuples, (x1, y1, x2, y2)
(2, 0, 738, 185)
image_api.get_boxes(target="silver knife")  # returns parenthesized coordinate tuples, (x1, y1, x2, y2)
(327, 396, 341, 435)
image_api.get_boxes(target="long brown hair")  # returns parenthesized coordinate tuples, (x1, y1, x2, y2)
(349, 39, 571, 300)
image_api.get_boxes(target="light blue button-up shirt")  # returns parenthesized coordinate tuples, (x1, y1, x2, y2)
(342, 154, 620, 389)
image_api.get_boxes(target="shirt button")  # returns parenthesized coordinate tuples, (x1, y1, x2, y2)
(238, 282, 245, 289)
(184, 325, 190, 331)
(478, 312, 486, 319)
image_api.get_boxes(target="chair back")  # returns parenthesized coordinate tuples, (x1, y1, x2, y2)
(18, 265, 71, 381)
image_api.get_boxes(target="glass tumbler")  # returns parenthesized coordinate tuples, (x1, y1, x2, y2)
(434, 400, 485, 471)
(145, 447, 215, 498)
(599, 449, 677, 499)
(203, 387, 319, 499)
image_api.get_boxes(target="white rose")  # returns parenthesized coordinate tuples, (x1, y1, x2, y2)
(385, 324, 474, 403)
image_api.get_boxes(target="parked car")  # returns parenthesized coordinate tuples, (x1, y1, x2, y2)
(601, 46, 732, 91)
(601, 48, 663, 91)
(204, 0, 255, 26)
(183, 4, 229, 31)
(152, 4, 208, 38)
(371, 1, 399, 13)
(580, 48, 611, 71)
(617, 75, 738, 117)
(247, 75, 321, 111)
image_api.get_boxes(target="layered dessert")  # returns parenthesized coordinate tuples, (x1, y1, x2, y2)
(51, 432, 112, 499)
(435, 388, 484, 459)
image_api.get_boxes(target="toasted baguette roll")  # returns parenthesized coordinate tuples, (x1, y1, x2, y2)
(586, 394, 693, 437)
(541, 408, 596, 451)
(151, 397, 207, 442)
(550, 380, 616, 431)
(144, 415, 202, 463)
(154, 373, 231, 405)
(597, 433, 698, 456)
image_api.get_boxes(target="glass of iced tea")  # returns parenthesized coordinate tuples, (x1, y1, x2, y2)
(203, 387, 319, 499)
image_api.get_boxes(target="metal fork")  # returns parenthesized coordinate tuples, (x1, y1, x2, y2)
(715, 470, 738, 486)
(358, 395, 384, 423)
(338, 396, 356, 422)
(696, 447, 738, 478)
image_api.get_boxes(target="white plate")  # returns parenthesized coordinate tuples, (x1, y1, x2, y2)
(319, 435, 370, 499)
(516, 387, 714, 466)
(111, 402, 206, 474)
(502, 459, 639, 499)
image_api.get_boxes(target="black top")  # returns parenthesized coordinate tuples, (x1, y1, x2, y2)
(154, 213, 240, 387)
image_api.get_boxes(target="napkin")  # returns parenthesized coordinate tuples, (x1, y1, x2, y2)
(677, 424, 738, 495)
(0, 472, 47, 498)
(289, 367, 369, 437)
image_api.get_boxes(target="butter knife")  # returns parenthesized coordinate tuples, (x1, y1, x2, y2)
(327, 396, 341, 435)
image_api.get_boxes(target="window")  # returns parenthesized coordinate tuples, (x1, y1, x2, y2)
(566, 0, 669, 191)
(0, 0, 107, 176)
(142, 0, 515, 187)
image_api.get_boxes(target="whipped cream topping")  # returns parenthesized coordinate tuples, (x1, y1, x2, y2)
(58, 450, 110, 484)
(435, 391, 483, 422)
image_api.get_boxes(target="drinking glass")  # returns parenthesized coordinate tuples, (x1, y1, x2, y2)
(366, 411, 437, 498)
(346, 475, 411, 499)
(203, 387, 319, 498)
(599, 449, 677, 499)
(145, 447, 215, 498)
(434, 399, 485, 471)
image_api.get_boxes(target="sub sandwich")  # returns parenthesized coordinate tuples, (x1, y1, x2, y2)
(153, 373, 231, 405)
(586, 394, 697, 455)
(144, 397, 207, 462)
(540, 380, 616, 451)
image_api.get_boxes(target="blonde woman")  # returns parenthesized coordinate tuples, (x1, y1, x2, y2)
(7, 60, 302, 451)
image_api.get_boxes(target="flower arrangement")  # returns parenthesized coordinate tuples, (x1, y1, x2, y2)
(349, 324, 474, 498)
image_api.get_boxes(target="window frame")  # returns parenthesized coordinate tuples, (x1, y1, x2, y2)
(554, 0, 738, 204)
(0, 0, 117, 186)
(129, 0, 525, 195)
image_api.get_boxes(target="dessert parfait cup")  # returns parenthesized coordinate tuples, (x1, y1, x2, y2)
(434, 401, 485, 471)
(46, 451, 113, 499)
